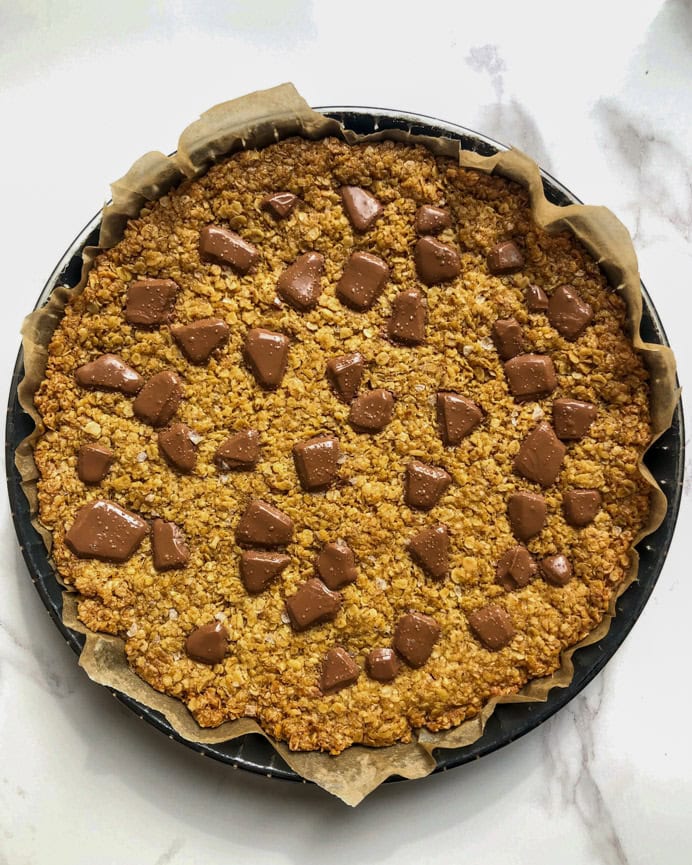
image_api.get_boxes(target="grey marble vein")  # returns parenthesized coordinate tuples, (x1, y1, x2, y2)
(542, 673, 630, 865)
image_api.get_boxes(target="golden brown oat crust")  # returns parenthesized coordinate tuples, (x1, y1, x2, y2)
(34, 137, 650, 754)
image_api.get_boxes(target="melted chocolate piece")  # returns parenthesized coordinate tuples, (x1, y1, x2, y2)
(504, 354, 558, 401)
(75, 354, 143, 395)
(393, 612, 440, 668)
(171, 318, 230, 364)
(125, 278, 178, 326)
(487, 240, 525, 275)
(507, 490, 547, 541)
(285, 578, 341, 631)
(235, 500, 294, 547)
(548, 284, 594, 340)
(77, 444, 114, 484)
(336, 251, 389, 311)
(327, 352, 365, 403)
(244, 328, 290, 389)
(415, 205, 451, 236)
(158, 423, 197, 473)
(240, 550, 290, 593)
(348, 389, 395, 432)
(405, 461, 452, 510)
(414, 236, 461, 285)
(320, 647, 360, 693)
(277, 252, 325, 311)
(215, 429, 260, 470)
(514, 422, 566, 487)
(552, 398, 597, 440)
(152, 519, 190, 570)
(65, 500, 148, 563)
(408, 524, 449, 580)
(540, 554, 574, 586)
(467, 605, 515, 650)
(366, 647, 401, 682)
(199, 225, 259, 273)
(526, 283, 549, 312)
(436, 392, 482, 445)
(387, 288, 426, 345)
(185, 622, 229, 665)
(496, 545, 537, 590)
(133, 370, 182, 427)
(340, 186, 383, 232)
(293, 436, 340, 491)
(563, 489, 602, 526)
(262, 191, 298, 218)
(315, 540, 357, 590)
(492, 318, 524, 360)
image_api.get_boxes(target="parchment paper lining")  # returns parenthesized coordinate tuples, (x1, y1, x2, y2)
(15, 84, 678, 807)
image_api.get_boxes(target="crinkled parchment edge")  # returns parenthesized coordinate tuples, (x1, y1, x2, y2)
(14, 84, 679, 806)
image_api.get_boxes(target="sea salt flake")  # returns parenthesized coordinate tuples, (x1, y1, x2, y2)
(136, 451, 147, 463)
(532, 406, 544, 420)
(479, 336, 494, 351)
(126, 623, 138, 637)
(168, 609, 178, 620)
(375, 578, 388, 591)
(188, 430, 203, 445)
(280, 611, 291, 625)
(214, 612, 227, 622)
(462, 345, 473, 357)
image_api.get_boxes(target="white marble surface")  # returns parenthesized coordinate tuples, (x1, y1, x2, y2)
(1, 1, 690, 862)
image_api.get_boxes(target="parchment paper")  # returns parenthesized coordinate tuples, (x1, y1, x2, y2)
(15, 83, 679, 806)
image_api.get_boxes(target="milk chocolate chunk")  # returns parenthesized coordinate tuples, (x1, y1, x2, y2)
(387, 288, 426, 345)
(336, 251, 389, 311)
(77, 444, 114, 484)
(133, 370, 182, 427)
(408, 524, 450, 580)
(349, 389, 395, 432)
(548, 284, 594, 340)
(526, 283, 549, 312)
(285, 578, 341, 631)
(240, 550, 290, 593)
(277, 252, 325, 311)
(366, 647, 401, 682)
(540, 554, 573, 586)
(171, 318, 230, 364)
(244, 328, 290, 389)
(514, 422, 566, 487)
(75, 354, 143, 395)
(327, 352, 365, 403)
(340, 185, 383, 232)
(563, 489, 602, 526)
(405, 461, 452, 510)
(293, 436, 340, 491)
(65, 500, 148, 563)
(415, 205, 451, 236)
(236, 500, 294, 547)
(185, 622, 229, 665)
(158, 423, 197, 473)
(414, 236, 461, 285)
(215, 429, 260, 470)
(320, 647, 360, 693)
(436, 392, 482, 445)
(467, 605, 515, 651)
(152, 519, 190, 570)
(504, 354, 558, 401)
(315, 540, 357, 590)
(126, 278, 178, 326)
(496, 545, 537, 590)
(507, 491, 547, 541)
(553, 398, 597, 440)
(487, 240, 525, 275)
(262, 191, 298, 218)
(492, 318, 524, 360)
(393, 612, 440, 668)
(199, 225, 259, 274)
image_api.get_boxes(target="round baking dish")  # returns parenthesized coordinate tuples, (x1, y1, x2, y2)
(6, 107, 685, 784)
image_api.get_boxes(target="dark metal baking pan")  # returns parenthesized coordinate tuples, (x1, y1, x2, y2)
(5, 107, 685, 785)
